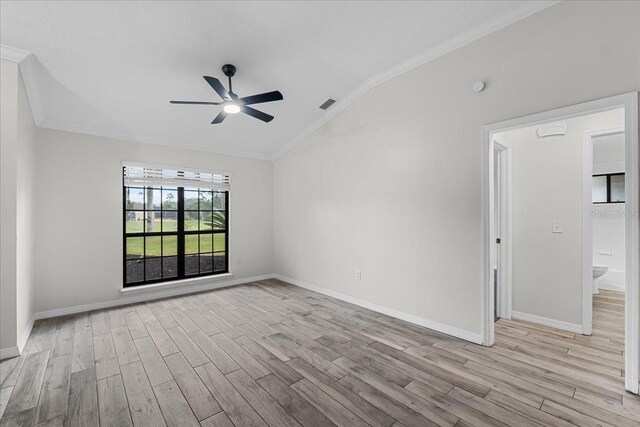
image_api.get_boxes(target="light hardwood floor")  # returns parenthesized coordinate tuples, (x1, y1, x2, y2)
(0, 281, 638, 426)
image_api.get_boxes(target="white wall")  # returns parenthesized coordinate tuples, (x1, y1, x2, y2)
(272, 1, 640, 338)
(16, 70, 37, 350)
(0, 59, 19, 352)
(592, 132, 626, 290)
(33, 129, 273, 314)
(1, 59, 37, 354)
(500, 110, 624, 326)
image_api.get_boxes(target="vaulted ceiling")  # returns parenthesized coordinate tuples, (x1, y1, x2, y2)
(1, 1, 553, 160)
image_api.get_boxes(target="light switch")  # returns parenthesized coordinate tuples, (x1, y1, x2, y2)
(552, 221, 563, 233)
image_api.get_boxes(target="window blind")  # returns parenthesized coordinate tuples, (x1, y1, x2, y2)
(123, 164, 230, 191)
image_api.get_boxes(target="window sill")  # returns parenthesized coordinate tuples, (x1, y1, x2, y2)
(120, 272, 234, 294)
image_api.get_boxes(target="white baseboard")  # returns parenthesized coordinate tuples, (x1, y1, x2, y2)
(598, 269, 625, 292)
(273, 274, 484, 345)
(511, 310, 582, 334)
(26, 272, 483, 349)
(0, 317, 35, 360)
(18, 316, 35, 353)
(33, 274, 273, 321)
(0, 346, 20, 360)
(598, 282, 625, 292)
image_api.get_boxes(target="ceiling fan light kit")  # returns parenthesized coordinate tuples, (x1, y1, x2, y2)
(223, 103, 241, 114)
(170, 64, 283, 124)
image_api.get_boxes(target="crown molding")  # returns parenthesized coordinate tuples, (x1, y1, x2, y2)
(38, 118, 273, 161)
(1, 44, 44, 127)
(270, 1, 558, 161)
(19, 54, 45, 126)
(0, 44, 30, 62)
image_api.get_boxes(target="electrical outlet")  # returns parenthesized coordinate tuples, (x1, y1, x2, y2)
(355, 271, 361, 280)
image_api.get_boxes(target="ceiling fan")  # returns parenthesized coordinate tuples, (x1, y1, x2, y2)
(170, 64, 283, 124)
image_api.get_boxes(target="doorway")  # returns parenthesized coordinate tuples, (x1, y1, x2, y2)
(492, 139, 511, 322)
(481, 92, 639, 394)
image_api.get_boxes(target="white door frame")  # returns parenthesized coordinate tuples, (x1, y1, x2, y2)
(582, 127, 625, 336)
(492, 137, 512, 320)
(481, 92, 639, 394)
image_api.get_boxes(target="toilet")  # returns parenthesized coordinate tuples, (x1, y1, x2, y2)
(593, 265, 609, 294)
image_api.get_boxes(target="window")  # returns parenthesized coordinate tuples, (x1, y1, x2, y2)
(593, 173, 625, 204)
(123, 165, 229, 287)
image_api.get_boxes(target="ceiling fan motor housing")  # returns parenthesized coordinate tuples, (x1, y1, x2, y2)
(222, 64, 236, 77)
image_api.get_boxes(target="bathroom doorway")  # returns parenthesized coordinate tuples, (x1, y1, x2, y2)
(589, 129, 627, 371)
(481, 92, 639, 394)
(590, 130, 626, 297)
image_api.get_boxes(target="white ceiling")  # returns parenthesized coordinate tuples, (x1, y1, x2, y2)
(1, 1, 553, 160)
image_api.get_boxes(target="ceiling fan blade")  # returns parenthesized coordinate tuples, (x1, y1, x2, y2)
(170, 100, 222, 105)
(242, 106, 274, 123)
(203, 76, 230, 100)
(240, 90, 283, 105)
(211, 110, 227, 124)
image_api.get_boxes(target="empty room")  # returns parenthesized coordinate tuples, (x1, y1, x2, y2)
(1, 1, 639, 426)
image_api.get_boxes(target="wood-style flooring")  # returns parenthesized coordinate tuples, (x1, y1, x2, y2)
(0, 281, 638, 426)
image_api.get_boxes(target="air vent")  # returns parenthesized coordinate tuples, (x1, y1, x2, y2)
(319, 98, 336, 110)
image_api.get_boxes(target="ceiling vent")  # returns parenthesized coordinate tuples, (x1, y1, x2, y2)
(319, 98, 336, 110)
